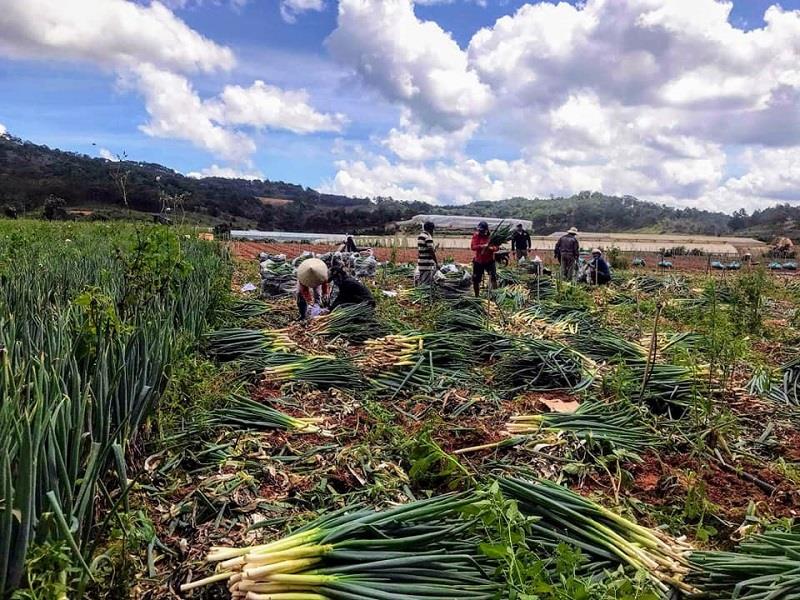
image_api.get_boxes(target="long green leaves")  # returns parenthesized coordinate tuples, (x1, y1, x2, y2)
(689, 529, 800, 598)
(0, 222, 231, 597)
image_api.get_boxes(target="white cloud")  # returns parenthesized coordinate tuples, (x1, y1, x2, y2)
(0, 0, 348, 167)
(0, 0, 234, 73)
(707, 147, 800, 209)
(0, 123, 6, 136)
(280, 0, 325, 23)
(187, 164, 263, 179)
(381, 114, 477, 161)
(158, 0, 249, 9)
(133, 64, 256, 163)
(209, 80, 346, 133)
(327, 0, 492, 130)
(323, 0, 800, 212)
(98, 148, 118, 161)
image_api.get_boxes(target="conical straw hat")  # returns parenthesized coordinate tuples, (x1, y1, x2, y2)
(297, 258, 329, 287)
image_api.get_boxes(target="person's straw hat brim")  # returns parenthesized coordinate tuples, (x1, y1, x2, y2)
(297, 258, 329, 287)
(592, 248, 602, 254)
(568, 227, 579, 234)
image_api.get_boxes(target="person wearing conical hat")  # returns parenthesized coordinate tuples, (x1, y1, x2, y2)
(296, 258, 330, 320)
(554, 227, 580, 281)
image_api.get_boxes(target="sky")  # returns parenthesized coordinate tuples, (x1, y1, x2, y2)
(1, 0, 800, 214)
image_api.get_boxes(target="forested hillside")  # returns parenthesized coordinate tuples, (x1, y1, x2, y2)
(1, 132, 797, 239)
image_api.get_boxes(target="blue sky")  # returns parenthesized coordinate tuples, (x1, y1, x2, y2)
(1, 0, 800, 211)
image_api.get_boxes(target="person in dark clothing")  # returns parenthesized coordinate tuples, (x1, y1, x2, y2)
(329, 266, 375, 310)
(471, 221, 498, 296)
(588, 248, 611, 285)
(554, 227, 580, 280)
(511, 224, 532, 261)
(342, 235, 359, 253)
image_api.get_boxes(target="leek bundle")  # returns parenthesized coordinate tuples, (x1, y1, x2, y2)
(747, 357, 800, 406)
(208, 393, 322, 433)
(366, 332, 474, 393)
(499, 477, 697, 595)
(307, 303, 388, 343)
(181, 493, 499, 599)
(488, 222, 513, 247)
(506, 400, 660, 453)
(493, 339, 594, 394)
(262, 353, 366, 390)
(204, 327, 296, 361)
(689, 529, 800, 599)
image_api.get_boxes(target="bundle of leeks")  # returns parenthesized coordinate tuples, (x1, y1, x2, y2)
(492, 339, 595, 394)
(181, 493, 499, 600)
(499, 477, 698, 596)
(260, 352, 366, 390)
(506, 400, 660, 453)
(688, 528, 800, 599)
(306, 302, 388, 343)
(207, 393, 322, 433)
(204, 327, 297, 361)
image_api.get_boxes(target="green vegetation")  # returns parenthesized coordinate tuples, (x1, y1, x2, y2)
(2, 133, 799, 238)
(2, 219, 799, 599)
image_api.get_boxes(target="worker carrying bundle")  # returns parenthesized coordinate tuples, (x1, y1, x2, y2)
(554, 227, 580, 281)
(296, 258, 330, 320)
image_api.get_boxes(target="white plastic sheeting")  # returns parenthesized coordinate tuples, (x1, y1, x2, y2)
(397, 214, 533, 231)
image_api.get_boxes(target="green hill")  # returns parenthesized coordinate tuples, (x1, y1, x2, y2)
(1, 131, 797, 240)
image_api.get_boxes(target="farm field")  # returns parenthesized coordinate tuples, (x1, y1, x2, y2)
(2, 220, 800, 600)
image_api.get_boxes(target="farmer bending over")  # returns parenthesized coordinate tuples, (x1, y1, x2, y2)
(296, 258, 330, 320)
(329, 265, 375, 310)
(471, 221, 498, 296)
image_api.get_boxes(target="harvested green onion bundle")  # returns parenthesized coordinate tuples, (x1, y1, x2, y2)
(307, 302, 388, 343)
(262, 353, 366, 390)
(367, 332, 476, 393)
(208, 393, 322, 433)
(499, 477, 697, 595)
(493, 339, 594, 394)
(747, 357, 800, 406)
(219, 298, 271, 320)
(204, 327, 296, 361)
(435, 298, 489, 332)
(181, 492, 499, 599)
(689, 529, 800, 599)
(507, 400, 661, 453)
(488, 222, 513, 247)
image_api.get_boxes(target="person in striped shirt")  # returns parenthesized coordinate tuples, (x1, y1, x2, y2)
(416, 221, 438, 287)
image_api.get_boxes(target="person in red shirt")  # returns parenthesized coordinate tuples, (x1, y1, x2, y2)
(471, 221, 498, 296)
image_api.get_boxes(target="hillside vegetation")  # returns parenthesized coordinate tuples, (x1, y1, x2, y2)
(1, 132, 798, 239)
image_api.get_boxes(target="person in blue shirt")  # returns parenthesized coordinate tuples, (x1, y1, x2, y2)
(588, 248, 611, 285)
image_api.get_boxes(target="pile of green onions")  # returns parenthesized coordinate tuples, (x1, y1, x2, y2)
(747, 357, 800, 406)
(208, 393, 322, 433)
(488, 222, 513, 246)
(493, 339, 595, 394)
(499, 477, 697, 596)
(507, 400, 660, 453)
(204, 327, 297, 361)
(181, 493, 499, 599)
(262, 353, 366, 390)
(689, 529, 800, 598)
(308, 302, 388, 343)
